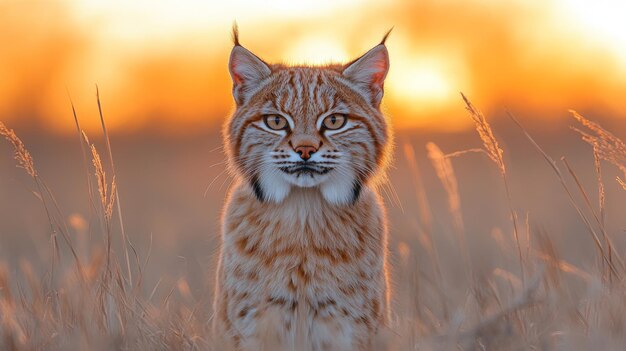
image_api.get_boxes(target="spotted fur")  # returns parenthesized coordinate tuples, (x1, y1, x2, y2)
(214, 27, 393, 351)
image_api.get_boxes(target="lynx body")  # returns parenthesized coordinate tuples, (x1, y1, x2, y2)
(214, 28, 393, 351)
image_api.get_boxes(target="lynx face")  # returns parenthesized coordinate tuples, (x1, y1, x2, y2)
(224, 33, 391, 206)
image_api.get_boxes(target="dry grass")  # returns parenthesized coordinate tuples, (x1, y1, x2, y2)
(509, 111, 624, 282)
(425, 141, 473, 282)
(0, 104, 212, 350)
(571, 110, 626, 190)
(0, 122, 36, 178)
(460, 94, 505, 176)
(461, 94, 524, 283)
(1, 96, 626, 350)
(425, 142, 462, 232)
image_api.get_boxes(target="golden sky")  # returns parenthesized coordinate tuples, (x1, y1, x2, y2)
(1, 0, 625, 134)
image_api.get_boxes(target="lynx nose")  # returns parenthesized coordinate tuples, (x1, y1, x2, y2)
(294, 145, 317, 161)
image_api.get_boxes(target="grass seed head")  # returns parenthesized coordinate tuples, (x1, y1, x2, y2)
(461, 94, 506, 176)
(0, 121, 36, 178)
(572, 110, 626, 184)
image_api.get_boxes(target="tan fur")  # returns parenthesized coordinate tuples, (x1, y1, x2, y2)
(214, 30, 392, 350)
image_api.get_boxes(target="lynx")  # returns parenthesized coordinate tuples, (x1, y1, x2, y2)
(213, 27, 393, 351)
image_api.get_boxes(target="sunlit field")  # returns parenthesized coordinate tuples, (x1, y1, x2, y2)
(2, 0, 626, 350)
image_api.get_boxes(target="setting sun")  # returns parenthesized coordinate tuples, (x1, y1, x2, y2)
(388, 58, 455, 105)
(1, 0, 626, 134)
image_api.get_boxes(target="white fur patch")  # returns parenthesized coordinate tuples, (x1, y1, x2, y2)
(320, 166, 357, 206)
(259, 168, 291, 203)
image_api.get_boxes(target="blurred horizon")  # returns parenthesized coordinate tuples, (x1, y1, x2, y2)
(1, 0, 626, 136)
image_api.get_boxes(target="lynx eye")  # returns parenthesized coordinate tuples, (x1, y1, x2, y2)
(263, 115, 289, 130)
(322, 114, 347, 130)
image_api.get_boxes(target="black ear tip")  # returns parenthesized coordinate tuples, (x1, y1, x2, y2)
(232, 22, 241, 47)
(380, 27, 394, 45)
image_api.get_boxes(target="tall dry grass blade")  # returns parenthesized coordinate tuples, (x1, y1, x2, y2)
(508, 111, 620, 279)
(461, 94, 523, 283)
(443, 148, 485, 158)
(107, 177, 117, 225)
(571, 110, 626, 272)
(404, 142, 448, 320)
(460, 93, 505, 175)
(426, 142, 472, 277)
(0, 123, 61, 281)
(96, 86, 133, 287)
(0, 121, 84, 281)
(534, 252, 592, 282)
(85, 138, 114, 279)
(592, 145, 610, 276)
(454, 268, 543, 347)
(426, 142, 462, 231)
(38, 180, 85, 280)
(592, 146, 606, 228)
(561, 157, 624, 278)
(0, 122, 36, 178)
(403, 143, 433, 233)
(90, 142, 108, 220)
(534, 228, 561, 288)
(69, 96, 98, 242)
(571, 110, 626, 186)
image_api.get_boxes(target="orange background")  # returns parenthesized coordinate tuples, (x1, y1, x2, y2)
(1, 0, 626, 135)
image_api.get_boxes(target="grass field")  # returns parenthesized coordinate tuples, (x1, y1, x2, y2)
(1, 96, 626, 350)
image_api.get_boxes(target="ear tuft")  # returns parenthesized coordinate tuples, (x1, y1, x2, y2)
(232, 22, 240, 46)
(342, 44, 390, 106)
(380, 27, 393, 45)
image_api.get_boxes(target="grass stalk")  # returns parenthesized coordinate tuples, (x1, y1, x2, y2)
(95, 86, 134, 287)
(461, 94, 524, 284)
(508, 111, 620, 279)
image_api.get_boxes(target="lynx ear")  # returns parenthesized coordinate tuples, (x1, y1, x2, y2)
(342, 44, 390, 107)
(228, 32, 271, 105)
